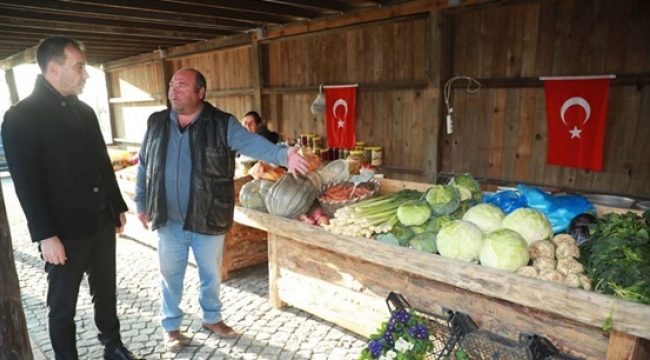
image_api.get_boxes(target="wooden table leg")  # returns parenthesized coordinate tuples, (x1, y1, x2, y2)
(268, 233, 286, 308)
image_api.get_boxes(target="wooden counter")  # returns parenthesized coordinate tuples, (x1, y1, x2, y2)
(234, 178, 650, 360)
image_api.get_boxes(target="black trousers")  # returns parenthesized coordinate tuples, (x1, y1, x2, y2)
(44, 210, 122, 360)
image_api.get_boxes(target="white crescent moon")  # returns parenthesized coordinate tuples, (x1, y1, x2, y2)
(332, 99, 348, 119)
(560, 97, 591, 126)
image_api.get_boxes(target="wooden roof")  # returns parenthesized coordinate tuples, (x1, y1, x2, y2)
(0, 0, 396, 67)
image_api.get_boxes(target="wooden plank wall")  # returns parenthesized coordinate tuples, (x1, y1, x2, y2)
(262, 16, 430, 181)
(441, 0, 650, 198)
(106, 62, 166, 144)
(165, 47, 256, 122)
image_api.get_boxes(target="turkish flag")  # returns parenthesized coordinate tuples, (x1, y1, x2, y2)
(543, 76, 611, 171)
(325, 85, 357, 149)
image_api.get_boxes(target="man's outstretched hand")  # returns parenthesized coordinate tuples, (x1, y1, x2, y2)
(286, 146, 309, 177)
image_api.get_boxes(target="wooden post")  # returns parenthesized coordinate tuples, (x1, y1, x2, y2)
(606, 331, 650, 360)
(0, 182, 34, 360)
(4, 68, 20, 105)
(267, 233, 286, 308)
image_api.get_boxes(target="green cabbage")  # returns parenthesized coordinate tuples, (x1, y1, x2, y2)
(375, 223, 414, 246)
(436, 220, 484, 262)
(409, 232, 438, 253)
(448, 173, 483, 202)
(451, 199, 475, 220)
(479, 229, 530, 272)
(397, 200, 432, 226)
(453, 185, 473, 201)
(502, 208, 553, 246)
(462, 203, 505, 234)
(423, 185, 461, 216)
(428, 215, 452, 233)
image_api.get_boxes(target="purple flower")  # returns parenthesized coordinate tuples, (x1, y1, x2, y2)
(368, 339, 383, 358)
(383, 331, 395, 347)
(386, 320, 397, 333)
(408, 324, 429, 340)
(390, 310, 411, 323)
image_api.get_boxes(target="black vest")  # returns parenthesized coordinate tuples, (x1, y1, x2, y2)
(143, 102, 236, 235)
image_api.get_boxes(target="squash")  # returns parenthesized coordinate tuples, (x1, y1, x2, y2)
(265, 173, 318, 219)
(239, 179, 275, 212)
(305, 171, 323, 191)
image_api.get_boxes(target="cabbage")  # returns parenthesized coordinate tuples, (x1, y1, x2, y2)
(448, 173, 483, 202)
(376, 223, 414, 246)
(453, 185, 473, 201)
(451, 199, 475, 220)
(462, 203, 505, 234)
(409, 232, 438, 253)
(409, 223, 428, 235)
(397, 200, 432, 226)
(423, 185, 461, 216)
(502, 208, 553, 246)
(428, 215, 452, 233)
(436, 220, 484, 262)
(479, 229, 530, 272)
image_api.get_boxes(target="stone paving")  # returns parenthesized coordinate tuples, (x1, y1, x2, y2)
(3, 175, 369, 360)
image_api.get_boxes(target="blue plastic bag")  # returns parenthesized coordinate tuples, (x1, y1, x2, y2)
(517, 184, 596, 233)
(483, 190, 527, 215)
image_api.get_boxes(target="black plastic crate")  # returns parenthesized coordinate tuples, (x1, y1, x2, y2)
(452, 312, 529, 360)
(519, 333, 584, 360)
(386, 292, 458, 360)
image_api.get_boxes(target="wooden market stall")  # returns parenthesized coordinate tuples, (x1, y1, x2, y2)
(233, 179, 650, 360)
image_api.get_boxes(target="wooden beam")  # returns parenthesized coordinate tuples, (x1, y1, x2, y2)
(4, 68, 20, 104)
(164, 33, 252, 59)
(425, 10, 447, 184)
(251, 40, 263, 112)
(261, 80, 429, 94)
(260, 0, 501, 40)
(102, 51, 163, 71)
(0, 1, 258, 30)
(0, 45, 36, 71)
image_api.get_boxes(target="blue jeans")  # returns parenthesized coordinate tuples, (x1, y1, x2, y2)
(156, 221, 225, 332)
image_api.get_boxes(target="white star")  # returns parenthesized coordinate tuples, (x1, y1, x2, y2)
(569, 126, 582, 139)
(337, 119, 345, 128)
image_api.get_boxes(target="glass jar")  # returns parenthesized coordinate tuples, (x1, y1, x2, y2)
(346, 150, 364, 175)
(364, 147, 373, 166)
(300, 134, 309, 147)
(320, 147, 329, 161)
(313, 136, 322, 149)
(371, 146, 383, 166)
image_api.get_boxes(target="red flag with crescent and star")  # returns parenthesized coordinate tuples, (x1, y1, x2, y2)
(325, 85, 357, 149)
(543, 76, 612, 171)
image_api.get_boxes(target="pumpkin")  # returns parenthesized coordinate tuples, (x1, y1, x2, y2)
(239, 179, 275, 212)
(304, 171, 323, 191)
(265, 173, 318, 219)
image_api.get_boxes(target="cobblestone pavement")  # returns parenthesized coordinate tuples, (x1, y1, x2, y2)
(3, 176, 369, 359)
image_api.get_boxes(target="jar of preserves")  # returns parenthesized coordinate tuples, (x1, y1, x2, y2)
(371, 146, 383, 166)
(346, 150, 364, 175)
(320, 147, 329, 161)
(364, 147, 373, 166)
(313, 136, 322, 149)
(300, 134, 309, 147)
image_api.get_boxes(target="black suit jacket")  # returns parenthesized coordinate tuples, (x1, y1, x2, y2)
(2, 76, 127, 242)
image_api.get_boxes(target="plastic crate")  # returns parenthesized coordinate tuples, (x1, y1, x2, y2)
(519, 333, 584, 360)
(452, 312, 530, 360)
(386, 292, 458, 360)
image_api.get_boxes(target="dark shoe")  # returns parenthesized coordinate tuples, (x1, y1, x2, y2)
(202, 321, 238, 338)
(104, 346, 145, 360)
(164, 330, 185, 351)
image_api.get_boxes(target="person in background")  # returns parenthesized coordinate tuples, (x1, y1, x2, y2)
(1, 36, 144, 360)
(133, 68, 308, 351)
(241, 110, 280, 144)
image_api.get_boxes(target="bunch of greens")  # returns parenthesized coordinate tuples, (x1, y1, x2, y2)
(360, 309, 434, 360)
(579, 211, 650, 305)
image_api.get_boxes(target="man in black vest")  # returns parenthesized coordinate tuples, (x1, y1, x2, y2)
(2, 36, 144, 360)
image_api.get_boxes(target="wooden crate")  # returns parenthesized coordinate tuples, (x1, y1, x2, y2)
(221, 175, 268, 281)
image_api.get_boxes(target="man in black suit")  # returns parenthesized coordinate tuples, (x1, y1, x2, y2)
(1, 36, 144, 360)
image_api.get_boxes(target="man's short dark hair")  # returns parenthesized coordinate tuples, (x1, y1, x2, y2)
(36, 36, 85, 73)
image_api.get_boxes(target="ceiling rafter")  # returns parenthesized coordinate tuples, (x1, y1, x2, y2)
(0, 0, 402, 66)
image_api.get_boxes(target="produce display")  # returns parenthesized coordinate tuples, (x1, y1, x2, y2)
(238, 168, 650, 306)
